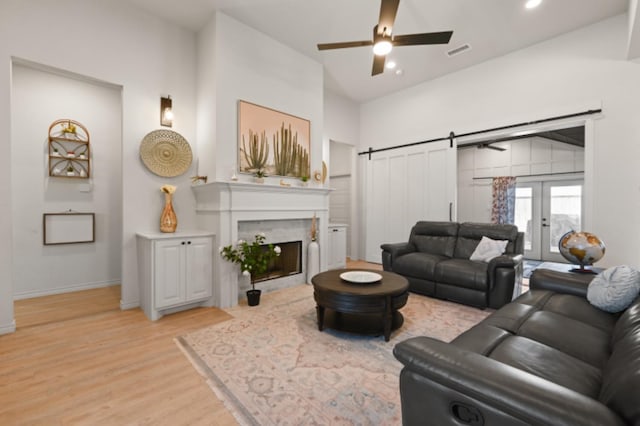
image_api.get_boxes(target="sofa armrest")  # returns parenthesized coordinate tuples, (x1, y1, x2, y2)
(529, 268, 594, 298)
(393, 336, 625, 426)
(380, 242, 414, 271)
(488, 254, 523, 276)
(486, 254, 523, 307)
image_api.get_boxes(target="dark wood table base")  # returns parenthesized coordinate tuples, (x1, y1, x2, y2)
(316, 307, 405, 340)
(312, 269, 409, 342)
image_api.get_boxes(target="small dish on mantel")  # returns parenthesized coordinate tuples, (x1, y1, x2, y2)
(340, 271, 382, 284)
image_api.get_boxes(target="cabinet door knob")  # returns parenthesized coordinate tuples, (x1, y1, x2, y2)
(181, 241, 185, 245)
(187, 241, 191, 244)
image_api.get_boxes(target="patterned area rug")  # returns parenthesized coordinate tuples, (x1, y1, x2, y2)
(176, 285, 490, 425)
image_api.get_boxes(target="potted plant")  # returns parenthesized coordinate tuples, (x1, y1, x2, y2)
(220, 233, 281, 306)
(254, 169, 267, 184)
(66, 165, 75, 176)
(300, 175, 309, 187)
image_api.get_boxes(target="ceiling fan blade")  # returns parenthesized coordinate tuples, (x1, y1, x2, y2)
(317, 40, 373, 50)
(393, 31, 453, 46)
(372, 55, 386, 76)
(378, 0, 400, 35)
(478, 143, 506, 152)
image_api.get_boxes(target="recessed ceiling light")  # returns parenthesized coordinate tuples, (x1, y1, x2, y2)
(386, 61, 397, 69)
(395, 69, 404, 76)
(525, 0, 541, 9)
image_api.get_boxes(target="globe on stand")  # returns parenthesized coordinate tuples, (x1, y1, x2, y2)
(558, 231, 605, 274)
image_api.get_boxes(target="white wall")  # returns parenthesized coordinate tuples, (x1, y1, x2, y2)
(324, 90, 360, 147)
(196, 12, 324, 183)
(11, 63, 122, 298)
(0, 0, 198, 333)
(458, 137, 585, 222)
(360, 15, 640, 268)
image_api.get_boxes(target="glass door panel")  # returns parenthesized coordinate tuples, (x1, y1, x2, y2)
(542, 182, 582, 261)
(515, 184, 541, 260)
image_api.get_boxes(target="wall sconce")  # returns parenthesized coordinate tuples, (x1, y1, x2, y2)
(160, 96, 173, 127)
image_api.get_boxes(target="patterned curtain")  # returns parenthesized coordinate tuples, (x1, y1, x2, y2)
(491, 176, 517, 224)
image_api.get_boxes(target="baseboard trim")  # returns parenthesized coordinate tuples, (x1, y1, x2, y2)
(120, 300, 140, 310)
(13, 280, 120, 300)
(0, 319, 16, 335)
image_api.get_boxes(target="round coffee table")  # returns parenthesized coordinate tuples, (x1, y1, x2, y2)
(311, 269, 409, 341)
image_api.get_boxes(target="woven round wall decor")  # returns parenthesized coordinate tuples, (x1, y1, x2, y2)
(139, 129, 192, 177)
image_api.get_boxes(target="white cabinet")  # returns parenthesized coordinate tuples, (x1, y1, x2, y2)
(327, 224, 347, 270)
(137, 231, 214, 320)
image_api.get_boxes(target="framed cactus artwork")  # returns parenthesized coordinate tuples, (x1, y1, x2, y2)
(238, 100, 311, 178)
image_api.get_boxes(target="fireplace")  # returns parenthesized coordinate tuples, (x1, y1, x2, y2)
(191, 180, 331, 308)
(252, 240, 302, 283)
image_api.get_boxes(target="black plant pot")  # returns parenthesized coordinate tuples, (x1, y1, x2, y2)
(246, 289, 261, 306)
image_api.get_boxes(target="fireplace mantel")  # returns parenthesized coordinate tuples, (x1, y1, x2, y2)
(192, 180, 331, 307)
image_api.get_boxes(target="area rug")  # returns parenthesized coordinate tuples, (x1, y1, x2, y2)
(176, 285, 490, 425)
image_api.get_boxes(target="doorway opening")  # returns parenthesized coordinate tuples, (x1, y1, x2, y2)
(329, 140, 356, 260)
(456, 119, 589, 265)
(10, 59, 123, 329)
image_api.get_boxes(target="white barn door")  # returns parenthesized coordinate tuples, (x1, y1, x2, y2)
(364, 140, 457, 263)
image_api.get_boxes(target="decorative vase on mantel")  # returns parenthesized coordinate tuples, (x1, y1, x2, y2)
(160, 192, 178, 233)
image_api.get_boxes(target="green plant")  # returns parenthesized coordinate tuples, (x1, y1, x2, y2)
(300, 175, 309, 182)
(273, 122, 298, 175)
(220, 233, 281, 290)
(254, 169, 267, 178)
(241, 130, 269, 171)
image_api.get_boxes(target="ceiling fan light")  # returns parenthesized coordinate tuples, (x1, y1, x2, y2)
(525, 0, 541, 9)
(373, 40, 392, 56)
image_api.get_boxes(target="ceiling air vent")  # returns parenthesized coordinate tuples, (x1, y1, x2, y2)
(447, 43, 471, 57)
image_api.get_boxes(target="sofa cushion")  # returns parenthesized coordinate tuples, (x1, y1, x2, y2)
(542, 293, 618, 333)
(454, 222, 519, 259)
(393, 252, 447, 279)
(489, 335, 603, 399)
(452, 290, 615, 401)
(518, 311, 610, 368)
(587, 265, 640, 313)
(434, 258, 488, 291)
(408, 221, 458, 257)
(469, 236, 508, 262)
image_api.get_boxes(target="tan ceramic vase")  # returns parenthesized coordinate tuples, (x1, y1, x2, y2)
(160, 193, 177, 233)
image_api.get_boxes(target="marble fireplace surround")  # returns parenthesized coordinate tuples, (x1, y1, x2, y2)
(192, 181, 331, 308)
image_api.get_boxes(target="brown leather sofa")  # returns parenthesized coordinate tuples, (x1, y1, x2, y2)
(381, 221, 524, 309)
(393, 268, 639, 426)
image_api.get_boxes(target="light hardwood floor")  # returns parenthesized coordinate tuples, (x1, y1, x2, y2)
(2, 260, 380, 425)
(2, 286, 237, 425)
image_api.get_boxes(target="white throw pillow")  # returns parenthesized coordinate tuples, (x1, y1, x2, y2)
(470, 236, 509, 263)
(587, 265, 640, 313)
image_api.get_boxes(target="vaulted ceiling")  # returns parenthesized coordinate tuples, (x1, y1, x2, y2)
(120, 0, 633, 102)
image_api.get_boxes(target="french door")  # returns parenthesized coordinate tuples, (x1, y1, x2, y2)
(514, 180, 583, 262)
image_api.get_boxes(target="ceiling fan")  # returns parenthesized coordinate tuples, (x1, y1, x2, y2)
(477, 143, 507, 152)
(317, 0, 453, 76)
